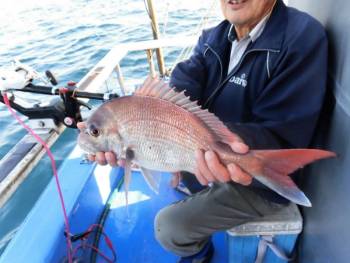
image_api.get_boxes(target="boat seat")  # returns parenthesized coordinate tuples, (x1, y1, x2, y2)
(226, 202, 302, 263)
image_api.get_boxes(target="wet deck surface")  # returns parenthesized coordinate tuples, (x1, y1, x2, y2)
(98, 171, 228, 263)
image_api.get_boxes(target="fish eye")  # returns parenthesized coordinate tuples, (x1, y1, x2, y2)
(89, 125, 100, 137)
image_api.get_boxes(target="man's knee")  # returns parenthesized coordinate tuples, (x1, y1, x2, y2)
(154, 204, 193, 253)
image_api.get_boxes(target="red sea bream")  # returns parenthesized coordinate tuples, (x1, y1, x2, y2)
(78, 76, 335, 207)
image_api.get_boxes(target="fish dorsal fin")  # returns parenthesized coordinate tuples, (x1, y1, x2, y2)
(134, 76, 240, 145)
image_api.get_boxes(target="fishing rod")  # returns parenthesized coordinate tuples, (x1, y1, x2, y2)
(0, 60, 119, 129)
(0, 60, 120, 262)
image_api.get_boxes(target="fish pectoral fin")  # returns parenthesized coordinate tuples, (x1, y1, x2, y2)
(140, 167, 161, 194)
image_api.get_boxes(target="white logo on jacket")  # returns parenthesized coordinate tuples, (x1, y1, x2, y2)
(229, 73, 247, 87)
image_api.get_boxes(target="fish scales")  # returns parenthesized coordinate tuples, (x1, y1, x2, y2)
(131, 98, 209, 140)
(115, 97, 213, 172)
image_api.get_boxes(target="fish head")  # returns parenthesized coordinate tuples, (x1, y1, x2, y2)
(77, 104, 123, 156)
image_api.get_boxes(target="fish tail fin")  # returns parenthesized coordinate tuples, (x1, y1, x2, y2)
(252, 149, 336, 175)
(249, 149, 335, 207)
(214, 142, 336, 206)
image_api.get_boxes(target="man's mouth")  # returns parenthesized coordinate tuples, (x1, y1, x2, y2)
(227, 0, 248, 7)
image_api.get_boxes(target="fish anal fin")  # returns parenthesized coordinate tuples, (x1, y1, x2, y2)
(254, 168, 312, 207)
(140, 167, 161, 194)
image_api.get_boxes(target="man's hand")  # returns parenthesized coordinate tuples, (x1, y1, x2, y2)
(195, 141, 252, 186)
(170, 172, 182, 188)
(77, 122, 121, 166)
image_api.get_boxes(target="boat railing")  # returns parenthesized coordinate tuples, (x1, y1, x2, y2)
(0, 35, 198, 207)
(78, 36, 197, 94)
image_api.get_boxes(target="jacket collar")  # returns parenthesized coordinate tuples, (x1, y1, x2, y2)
(205, 0, 288, 53)
(252, 0, 287, 50)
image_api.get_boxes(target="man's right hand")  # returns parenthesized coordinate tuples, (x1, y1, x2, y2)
(77, 122, 120, 167)
(194, 137, 252, 186)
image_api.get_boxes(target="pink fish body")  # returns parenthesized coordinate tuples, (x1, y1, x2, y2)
(78, 76, 335, 206)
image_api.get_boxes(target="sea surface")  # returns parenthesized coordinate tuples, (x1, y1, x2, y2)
(0, 0, 221, 255)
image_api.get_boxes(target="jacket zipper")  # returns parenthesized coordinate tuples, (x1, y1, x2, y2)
(203, 44, 280, 108)
(204, 44, 224, 93)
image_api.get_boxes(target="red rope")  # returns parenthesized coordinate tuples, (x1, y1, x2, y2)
(3, 92, 116, 262)
(72, 224, 117, 262)
(73, 243, 115, 263)
(2, 92, 73, 263)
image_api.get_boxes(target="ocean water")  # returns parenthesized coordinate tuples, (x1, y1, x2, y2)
(0, 0, 221, 255)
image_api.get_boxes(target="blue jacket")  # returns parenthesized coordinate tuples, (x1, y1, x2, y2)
(170, 0, 328, 202)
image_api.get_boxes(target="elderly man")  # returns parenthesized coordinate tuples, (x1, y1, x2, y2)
(80, 0, 327, 262)
(155, 0, 327, 262)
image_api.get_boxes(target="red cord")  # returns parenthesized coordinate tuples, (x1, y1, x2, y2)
(3, 92, 116, 262)
(90, 224, 117, 260)
(72, 224, 116, 262)
(73, 243, 115, 263)
(3, 93, 73, 263)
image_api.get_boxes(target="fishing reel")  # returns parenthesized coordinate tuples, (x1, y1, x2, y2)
(0, 60, 119, 129)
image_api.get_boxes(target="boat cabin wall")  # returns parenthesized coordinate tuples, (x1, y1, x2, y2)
(289, 1, 350, 262)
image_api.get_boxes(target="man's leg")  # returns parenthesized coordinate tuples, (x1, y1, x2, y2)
(154, 182, 285, 257)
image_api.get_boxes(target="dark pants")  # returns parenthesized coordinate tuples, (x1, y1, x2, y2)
(154, 182, 285, 257)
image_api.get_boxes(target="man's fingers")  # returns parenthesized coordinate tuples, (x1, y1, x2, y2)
(205, 151, 230, 182)
(105, 152, 117, 166)
(229, 141, 249, 154)
(88, 154, 96, 162)
(95, 152, 107, 166)
(194, 165, 209, 186)
(194, 150, 209, 185)
(226, 132, 249, 153)
(170, 172, 182, 188)
(227, 163, 252, 185)
(117, 159, 126, 167)
(87, 151, 119, 167)
(77, 122, 86, 130)
(196, 149, 215, 184)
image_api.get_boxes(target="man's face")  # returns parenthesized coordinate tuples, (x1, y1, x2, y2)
(220, 0, 275, 27)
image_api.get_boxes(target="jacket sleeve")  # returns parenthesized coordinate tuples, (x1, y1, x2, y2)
(227, 22, 328, 150)
(170, 33, 208, 101)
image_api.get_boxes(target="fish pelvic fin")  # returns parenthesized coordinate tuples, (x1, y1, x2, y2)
(123, 147, 135, 216)
(140, 167, 161, 194)
(250, 149, 335, 206)
(135, 76, 243, 145)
